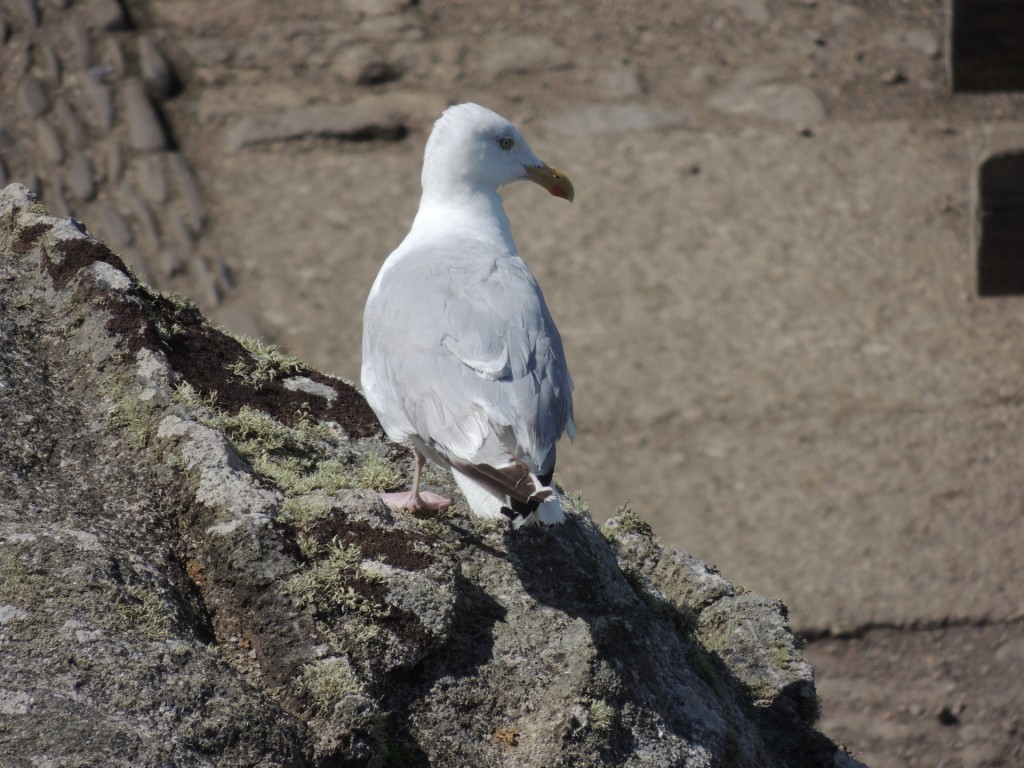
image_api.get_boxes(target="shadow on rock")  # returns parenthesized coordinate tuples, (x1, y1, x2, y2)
(505, 512, 842, 768)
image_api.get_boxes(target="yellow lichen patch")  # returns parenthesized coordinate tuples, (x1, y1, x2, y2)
(491, 726, 520, 747)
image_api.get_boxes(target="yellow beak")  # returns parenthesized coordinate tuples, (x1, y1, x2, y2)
(524, 162, 575, 203)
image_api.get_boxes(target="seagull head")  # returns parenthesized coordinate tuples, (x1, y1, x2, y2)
(422, 103, 574, 203)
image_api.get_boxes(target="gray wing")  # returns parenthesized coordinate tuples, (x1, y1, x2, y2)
(361, 235, 574, 480)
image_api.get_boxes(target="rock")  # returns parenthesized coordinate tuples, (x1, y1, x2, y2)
(595, 65, 645, 99)
(0, 182, 864, 768)
(35, 119, 64, 163)
(712, 0, 770, 24)
(344, 0, 414, 16)
(15, 0, 39, 28)
(23, 169, 41, 197)
(39, 44, 61, 83)
(44, 179, 70, 218)
(904, 28, 940, 58)
(65, 155, 96, 201)
(122, 193, 160, 252)
(190, 255, 222, 305)
(483, 35, 573, 78)
(122, 78, 170, 151)
(71, 18, 91, 69)
(134, 153, 168, 203)
(881, 68, 908, 85)
(103, 37, 127, 79)
(18, 77, 49, 117)
(0, 158, 7, 188)
(545, 103, 691, 136)
(54, 96, 87, 150)
(165, 211, 194, 261)
(223, 92, 445, 152)
(333, 45, 403, 85)
(995, 637, 1024, 664)
(167, 152, 206, 230)
(95, 202, 134, 248)
(138, 36, 181, 98)
(85, 0, 128, 31)
(709, 67, 826, 125)
(82, 75, 114, 130)
(105, 138, 123, 181)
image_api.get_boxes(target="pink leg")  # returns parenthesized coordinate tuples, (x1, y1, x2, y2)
(378, 450, 453, 513)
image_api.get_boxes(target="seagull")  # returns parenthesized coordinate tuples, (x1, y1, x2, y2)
(361, 103, 575, 527)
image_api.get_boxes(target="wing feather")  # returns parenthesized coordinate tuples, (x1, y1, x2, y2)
(361, 232, 573, 489)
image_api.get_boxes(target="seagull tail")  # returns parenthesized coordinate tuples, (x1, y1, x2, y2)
(451, 468, 508, 520)
(512, 494, 565, 529)
(451, 467, 567, 528)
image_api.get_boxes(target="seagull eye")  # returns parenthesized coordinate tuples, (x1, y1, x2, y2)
(497, 136, 515, 151)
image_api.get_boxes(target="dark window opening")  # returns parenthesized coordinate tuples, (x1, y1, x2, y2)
(949, 0, 1024, 92)
(977, 152, 1024, 296)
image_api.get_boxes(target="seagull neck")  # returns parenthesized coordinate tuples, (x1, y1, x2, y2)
(413, 185, 515, 249)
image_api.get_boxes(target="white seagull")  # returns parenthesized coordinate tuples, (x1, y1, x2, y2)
(361, 103, 575, 527)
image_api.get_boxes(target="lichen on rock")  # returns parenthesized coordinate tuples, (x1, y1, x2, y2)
(0, 183, 862, 767)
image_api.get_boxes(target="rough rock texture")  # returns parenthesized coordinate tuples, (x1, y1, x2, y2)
(0, 183, 861, 767)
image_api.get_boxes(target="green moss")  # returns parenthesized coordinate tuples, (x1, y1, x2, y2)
(227, 335, 305, 391)
(109, 582, 174, 641)
(202, 405, 360, 495)
(768, 639, 796, 670)
(254, 454, 356, 495)
(355, 452, 406, 492)
(207, 405, 307, 455)
(293, 657, 361, 716)
(171, 381, 218, 409)
(283, 542, 387, 618)
(279, 496, 334, 525)
(585, 697, 615, 732)
(611, 501, 653, 536)
(564, 489, 591, 516)
(103, 372, 158, 450)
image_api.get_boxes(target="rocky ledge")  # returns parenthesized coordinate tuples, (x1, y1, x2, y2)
(0, 183, 862, 767)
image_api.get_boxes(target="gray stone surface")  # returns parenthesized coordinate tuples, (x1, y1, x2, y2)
(71, 17, 91, 68)
(135, 153, 169, 203)
(483, 34, 573, 78)
(545, 103, 691, 136)
(34, 119, 63, 163)
(15, 0, 39, 28)
(82, 75, 114, 130)
(709, 67, 826, 125)
(87, 0, 128, 31)
(0, 181, 857, 768)
(223, 93, 444, 152)
(95, 202, 133, 248)
(138, 36, 179, 98)
(54, 95, 87, 150)
(168, 152, 206, 231)
(65, 154, 96, 201)
(18, 77, 49, 117)
(122, 77, 170, 151)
